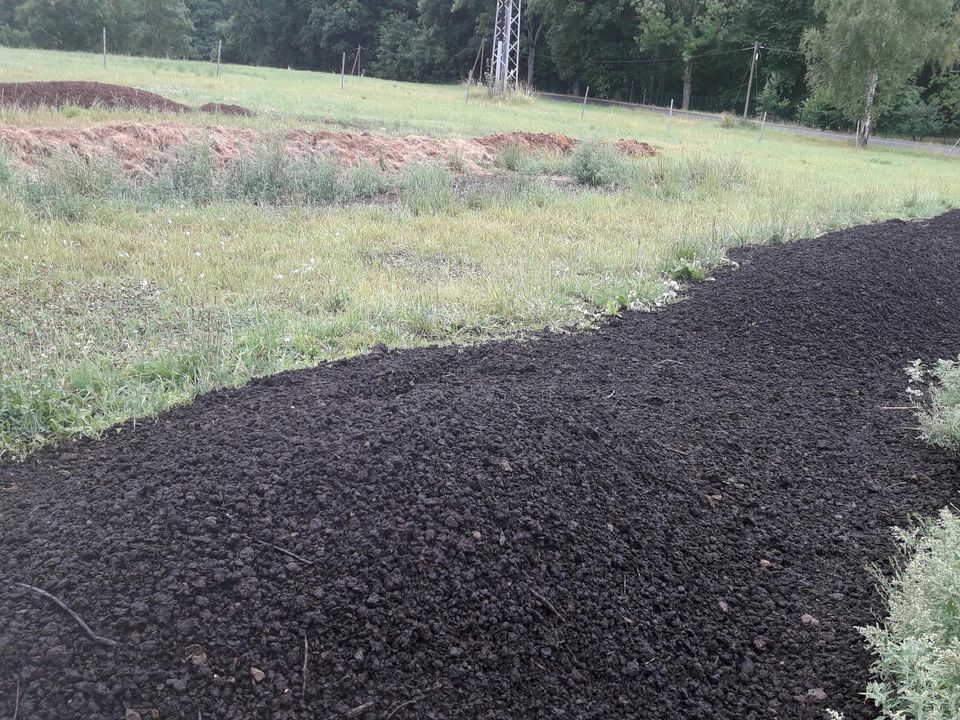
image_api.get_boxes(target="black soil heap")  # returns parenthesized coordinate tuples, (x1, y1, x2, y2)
(3, 213, 960, 719)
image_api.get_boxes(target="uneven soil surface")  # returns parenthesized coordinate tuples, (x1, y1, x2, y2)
(199, 102, 255, 117)
(3, 213, 960, 719)
(0, 81, 189, 113)
(0, 123, 648, 175)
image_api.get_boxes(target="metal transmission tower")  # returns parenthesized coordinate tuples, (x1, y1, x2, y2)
(492, 0, 522, 93)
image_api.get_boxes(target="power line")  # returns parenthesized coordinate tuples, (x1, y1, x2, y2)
(588, 46, 756, 66)
(760, 45, 805, 55)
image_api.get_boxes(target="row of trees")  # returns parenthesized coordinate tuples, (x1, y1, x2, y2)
(1, 0, 959, 143)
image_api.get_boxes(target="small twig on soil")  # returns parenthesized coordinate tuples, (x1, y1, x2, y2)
(384, 698, 417, 719)
(14, 583, 118, 648)
(384, 682, 442, 719)
(878, 406, 915, 410)
(527, 585, 567, 623)
(653, 359, 686, 367)
(345, 700, 376, 718)
(301, 635, 309, 706)
(13, 676, 20, 720)
(246, 536, 314, 566)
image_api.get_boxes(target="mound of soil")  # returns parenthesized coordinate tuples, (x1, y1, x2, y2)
(3, 213, 960, 719)
(0, 123, 656, 176)
(199, 102, 255, 117)
(616, 139, 656, 157)
(0, 81, 189, 113)
(478, 131, 576, 154)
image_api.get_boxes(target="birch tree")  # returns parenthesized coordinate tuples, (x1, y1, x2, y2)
(803, 0, 960, 146)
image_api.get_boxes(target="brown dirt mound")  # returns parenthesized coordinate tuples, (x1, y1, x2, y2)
(0, 81, 189, 113)
(0, 123, 656, 176)
(478, 131, 576, 154)
(616, 139, 657, 157)
(199, 102, 255, 117)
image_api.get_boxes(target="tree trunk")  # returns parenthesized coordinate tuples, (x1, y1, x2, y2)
(527, 44, 536, 87)
(857, 69, 879, 148)
(681, 60, 692, 111)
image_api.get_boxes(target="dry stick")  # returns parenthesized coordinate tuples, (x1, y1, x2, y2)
(527, 585, 567, 622)
(15, 583, 118, 647)
(385, 698, 418, 719)
(247, 536, 314, 565)
(345, 700, 375, 718)
(301, 635, 309, 706)
(13, 676, 20, 720)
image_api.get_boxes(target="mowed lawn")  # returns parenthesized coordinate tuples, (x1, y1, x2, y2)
(1, 46, 959, 457)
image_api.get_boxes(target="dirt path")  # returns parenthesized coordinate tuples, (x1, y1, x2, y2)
(2, 213, 959, 719)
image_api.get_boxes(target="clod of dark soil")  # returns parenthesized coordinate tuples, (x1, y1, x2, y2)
(3, 213, 960, 719)
(0, 81, 189, 113)
(199, 102, 255, 117)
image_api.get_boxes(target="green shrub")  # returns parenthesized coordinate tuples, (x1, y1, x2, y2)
(860, 509, 960, 720)
(909, 357, 960, 450)
(570, 140, 628, 188)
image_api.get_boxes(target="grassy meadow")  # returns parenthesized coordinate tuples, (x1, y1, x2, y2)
(1, 45, 959, 457)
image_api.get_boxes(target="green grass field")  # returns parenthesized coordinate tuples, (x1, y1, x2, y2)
(1, 45, 959, 458)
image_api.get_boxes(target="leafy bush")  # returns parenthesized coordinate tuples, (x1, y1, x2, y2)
(756, 72, 791, 118)
(860, 509, 960, 720)
(798, 91, 850, 131)
(878, 85, 944, 140)
(570, 141, 628, 188)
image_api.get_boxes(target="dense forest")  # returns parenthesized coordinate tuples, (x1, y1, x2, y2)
(1, 0, 958, 138)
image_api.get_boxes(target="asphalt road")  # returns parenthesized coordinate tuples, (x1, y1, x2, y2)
(540, 92, 960, 159)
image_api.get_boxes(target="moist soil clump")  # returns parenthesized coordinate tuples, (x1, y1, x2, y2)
(0, 81, 189, 112)
(2, 213, 960, 719)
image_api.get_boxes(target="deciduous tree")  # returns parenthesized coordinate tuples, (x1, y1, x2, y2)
(803, 0, 960, 146)
(634, 0, 743, 110)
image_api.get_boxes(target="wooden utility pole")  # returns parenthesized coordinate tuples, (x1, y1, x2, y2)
(350, 45, 362, 77)
(743, 41, 759, 119)
(102, 27, 107, 68)
(340, 52, 346, 89)
(946, 136, 960, 159)
(471, 38, 486, 82)
(216, 39, 222, 77)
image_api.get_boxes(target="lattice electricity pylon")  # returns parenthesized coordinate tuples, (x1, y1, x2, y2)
(492, 0, 522, 93)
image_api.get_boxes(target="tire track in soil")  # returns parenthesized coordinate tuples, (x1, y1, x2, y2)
(2, 212, 960, 719)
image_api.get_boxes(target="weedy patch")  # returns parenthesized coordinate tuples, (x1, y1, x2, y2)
(905, 356, 960, 451)
(859, 510, 960, 720)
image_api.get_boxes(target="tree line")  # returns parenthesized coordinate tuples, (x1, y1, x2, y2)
(1, 0, 959, 142)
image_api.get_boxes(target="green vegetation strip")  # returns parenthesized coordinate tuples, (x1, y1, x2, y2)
(1, 49, 959, 457)
(860, 509, 960, 720)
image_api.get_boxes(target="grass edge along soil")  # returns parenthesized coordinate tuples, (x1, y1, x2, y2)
(2, 211, 960, 719)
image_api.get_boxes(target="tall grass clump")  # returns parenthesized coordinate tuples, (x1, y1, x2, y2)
(860, 509, 960, 720)
(399, 163, 454, 214)
(570, 140, 629, 188)
(152, 140, 218, 205)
